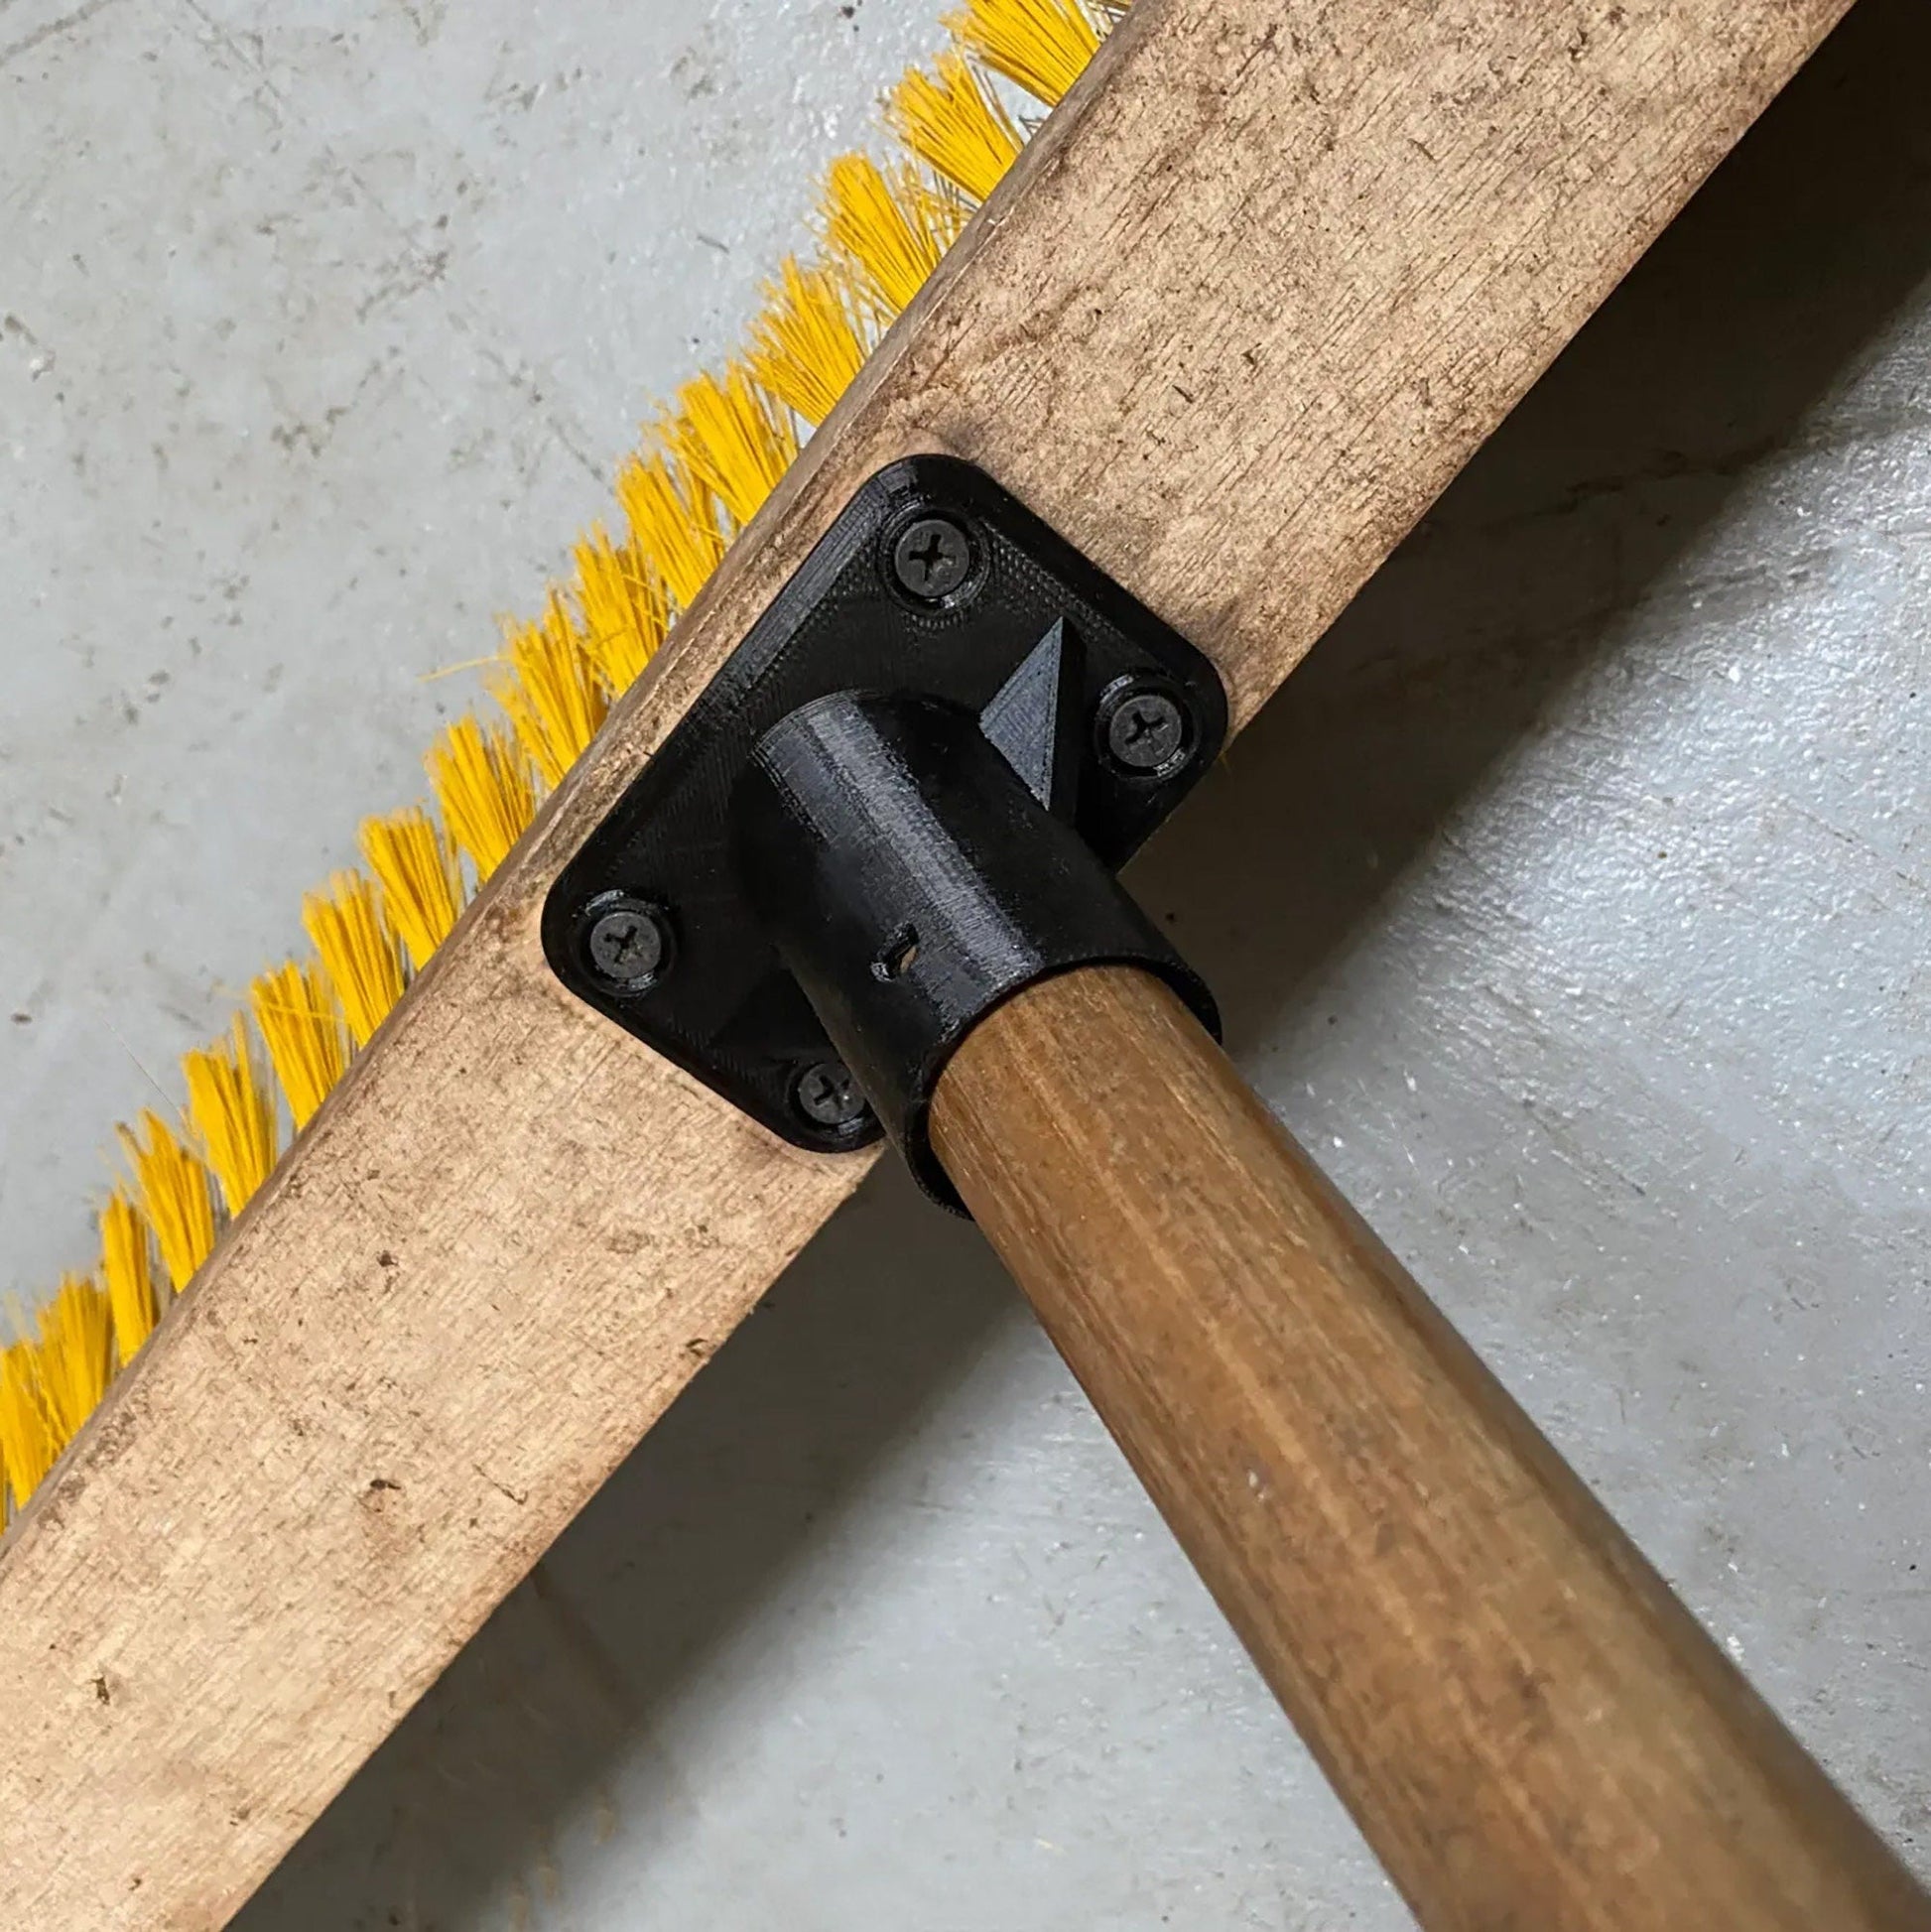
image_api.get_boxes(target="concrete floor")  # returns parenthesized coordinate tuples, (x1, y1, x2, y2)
(6, 2, 1930, 1928)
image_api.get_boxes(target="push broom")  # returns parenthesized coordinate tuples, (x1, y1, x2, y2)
(3, 0, 1925, 1926)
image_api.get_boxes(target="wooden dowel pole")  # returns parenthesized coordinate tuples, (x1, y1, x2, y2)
(929, 965, 1931, 1932)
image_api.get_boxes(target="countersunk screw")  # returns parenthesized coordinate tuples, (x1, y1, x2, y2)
(585, 897, 670, 988)
(1099, 683, 1190, 775)
(890, 515, 972, 601)
(794, 1059, 868, 1129)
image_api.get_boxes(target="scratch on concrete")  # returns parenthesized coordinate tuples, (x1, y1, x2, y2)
(169, 0, 608, 492)
(0, 0, 126, 73)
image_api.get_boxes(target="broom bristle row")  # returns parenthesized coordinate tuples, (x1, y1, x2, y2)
(7, 0, 1129, 1517)
(945, 0, 1102, 107)
(362, 806, 466, 977)
(662, 363, 801, 532)
(572, 524, 669, 694)
(250, 960, 351, 1133)
(303, 872, 407, 1051)
(116, 1111, 217, 1297)
(183, 1015, 281, 1222)
(490, 589, 612, 792)
(100, 1191, 160, 1368)
(887, 51, 1025, 204)
(821, 153, 968, 322)
(427, 716, 537, 883)
(748, 257, 874, 429)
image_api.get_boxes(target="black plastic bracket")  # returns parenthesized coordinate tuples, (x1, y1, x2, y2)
(543, 456, 1228, 1193)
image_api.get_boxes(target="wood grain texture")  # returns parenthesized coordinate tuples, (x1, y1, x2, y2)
(0, 0, 1855, 1923)
(931, 966, 1931, 1932)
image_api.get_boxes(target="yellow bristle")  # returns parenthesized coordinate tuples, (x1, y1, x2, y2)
(945, 0, 1101, 107)
(489, 590, 611, 791)
(572, 524, 668, 694)
(613, 447, 726, 613)
(38, 1277, 112, 1447)
(886, 52, 1023, 204)
(659, 364, 799, 533)
(820, 153, 966, 322)
(100, 1190, 160, 1367)
(748, 257, 873, 429)
(0, 1338, 59, 1514)
(250, 960, 350, 1131)
(117, 1110, 216, 1295)
(183, 1015, 280, 1221)
(303, 871, 406, 1050)
(361, 805, 464, 975)
(426, 715, 536, 883)
(8, 1, 1117, 1493)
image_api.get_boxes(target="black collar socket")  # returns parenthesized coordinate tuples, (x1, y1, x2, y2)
(730, 690, 1219, 1210)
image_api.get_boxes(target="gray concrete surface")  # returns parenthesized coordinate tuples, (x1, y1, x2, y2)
(5, 1, 1929, 1927)
(0, 0, 945, 1298)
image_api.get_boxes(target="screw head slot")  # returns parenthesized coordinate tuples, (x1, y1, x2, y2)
(793, 1059, 869, 1130)
(889, 515, 975, 603)
(1096, 679, 1192, 778)
(583, 895, 671, 990)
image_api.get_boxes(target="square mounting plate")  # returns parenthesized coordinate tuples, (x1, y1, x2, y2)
(542, 456, 1228, 1152)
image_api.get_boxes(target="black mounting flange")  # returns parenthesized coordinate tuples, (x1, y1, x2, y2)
(543, 456, 1227, 1191)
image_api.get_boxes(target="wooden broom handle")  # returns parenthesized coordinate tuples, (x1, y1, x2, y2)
(928, 966, 1931, 1932)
